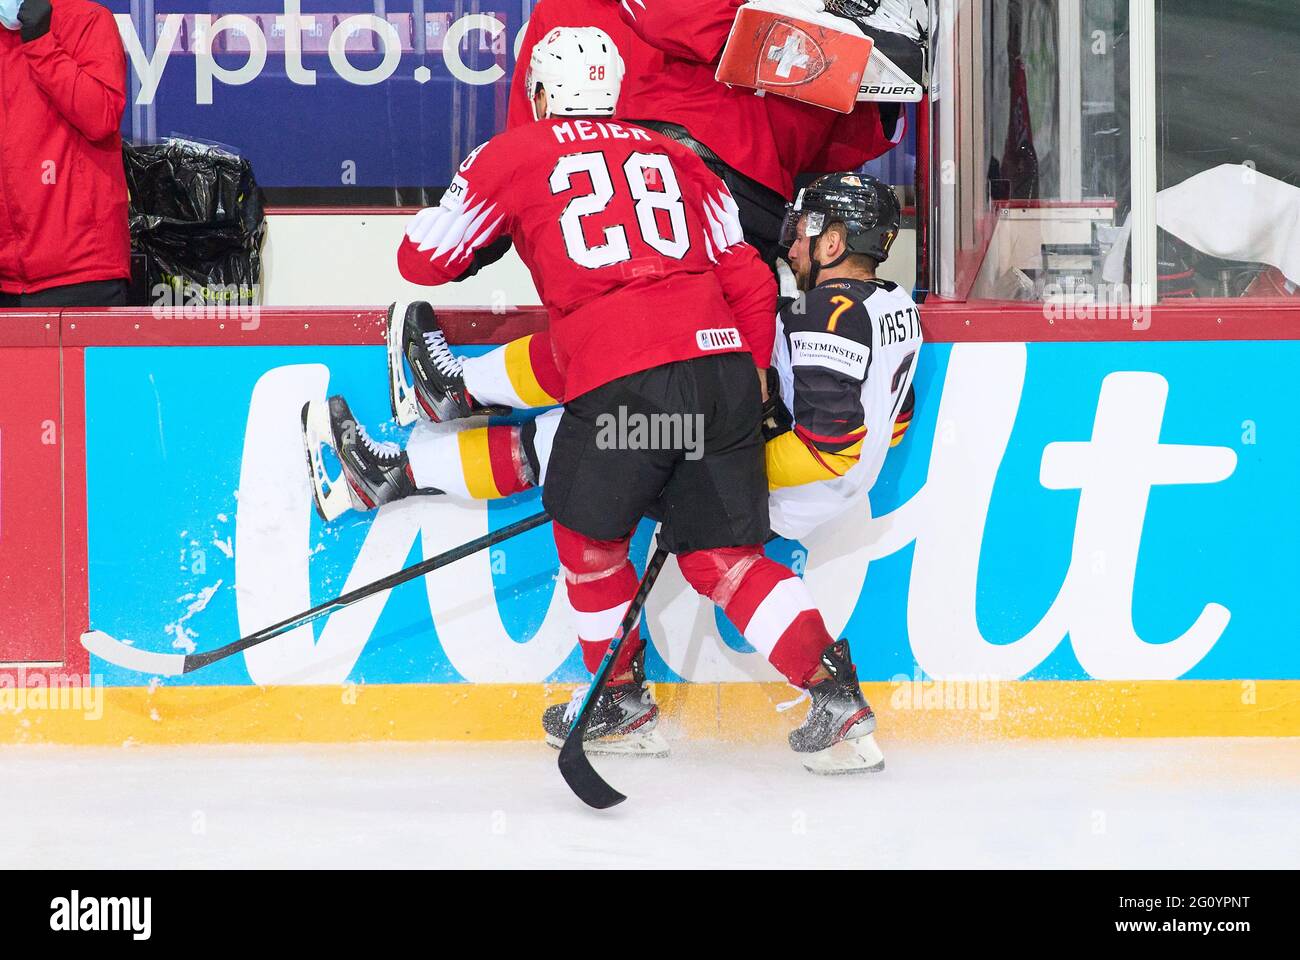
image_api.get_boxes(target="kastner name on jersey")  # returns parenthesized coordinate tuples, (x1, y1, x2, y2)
(767, 276, 923, 539)
(398, 118, 775, 401)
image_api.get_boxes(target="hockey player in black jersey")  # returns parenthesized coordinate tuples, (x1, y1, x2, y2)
(766, 172, 924, 769)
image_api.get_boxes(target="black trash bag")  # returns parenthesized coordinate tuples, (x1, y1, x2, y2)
(123, 139, 267, 307)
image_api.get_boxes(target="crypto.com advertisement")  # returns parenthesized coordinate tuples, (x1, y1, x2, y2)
(105, 1, 917, 191)
(109, 0, 526, 188)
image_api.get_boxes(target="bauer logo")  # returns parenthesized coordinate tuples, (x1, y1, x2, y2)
(696, 327, 742, 351)
(860, 84, 918, 96)
(49, 891, 151, 940)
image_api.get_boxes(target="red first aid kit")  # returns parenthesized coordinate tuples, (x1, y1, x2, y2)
(715, 1, 875, 114)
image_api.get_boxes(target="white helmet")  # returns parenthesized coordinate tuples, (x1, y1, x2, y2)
(526, 27, 625, 120)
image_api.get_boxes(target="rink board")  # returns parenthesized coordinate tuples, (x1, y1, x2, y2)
(0, 342, 64, 665)
(2, 304, 1299, 743)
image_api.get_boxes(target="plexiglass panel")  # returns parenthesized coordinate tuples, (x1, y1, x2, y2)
(935, 0, 1132, 306)
(1153, 0, 1300, 300)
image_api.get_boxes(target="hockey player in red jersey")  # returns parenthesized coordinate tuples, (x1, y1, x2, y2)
(395, 0, 916, 427)
(304, 28, 886, 774)
(509, 0, 912, 266)
(398, 53, 773, 404)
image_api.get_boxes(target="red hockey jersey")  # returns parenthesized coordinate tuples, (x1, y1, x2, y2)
(615, 0, 902, 197)
(398, 118, 776, 401)
(508, 0, 902, 198)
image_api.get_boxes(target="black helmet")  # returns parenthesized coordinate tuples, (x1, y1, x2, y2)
(779, 172, 902, 264)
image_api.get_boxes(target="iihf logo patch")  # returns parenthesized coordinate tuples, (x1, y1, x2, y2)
(758, 22, 829, 87)
(696, 327, 742, 351)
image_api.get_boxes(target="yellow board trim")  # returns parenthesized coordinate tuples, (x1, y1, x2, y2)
(504, 335, 559, 408)
(2, 681, 1296, 745)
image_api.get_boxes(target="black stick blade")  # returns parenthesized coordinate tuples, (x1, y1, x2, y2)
(557, 740, 627, 809)
(556, 542, 670, 809)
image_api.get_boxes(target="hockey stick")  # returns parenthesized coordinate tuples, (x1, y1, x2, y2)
(558, 537, 672, 810)
(81, 510, 553, 677)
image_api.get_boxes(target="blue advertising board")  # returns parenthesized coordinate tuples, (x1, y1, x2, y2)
(83, 338, 1298, 687)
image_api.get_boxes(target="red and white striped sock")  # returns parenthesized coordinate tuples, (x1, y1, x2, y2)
(553, 522, 643, 677)
(678, 546, 832, 686)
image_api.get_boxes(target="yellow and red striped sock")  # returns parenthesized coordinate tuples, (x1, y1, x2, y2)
(461, 333, 564, 409)
(406, 423, 533, 499)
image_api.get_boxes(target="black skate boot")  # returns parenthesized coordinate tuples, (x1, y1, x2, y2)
(387, 300, 508, 425)
(788, 639, 885, 774)
(301, 394, 434, 521)
(542, 647, 669, 757)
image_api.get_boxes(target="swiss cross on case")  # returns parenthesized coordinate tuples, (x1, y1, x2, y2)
(759, 22, 830, 86)
(716, 2, 874, 113)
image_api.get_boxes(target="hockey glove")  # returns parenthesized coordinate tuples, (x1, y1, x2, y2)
(454, 235, 513, 282)
(18, 0, 51, 41)
(761, 368, 793, 441)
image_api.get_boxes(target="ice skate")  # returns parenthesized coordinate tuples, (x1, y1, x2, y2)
(788, 639, 885, 775)
(543, 649, 669, 757)
(387, 300, 508, 425)
(301, 394, 431, 521)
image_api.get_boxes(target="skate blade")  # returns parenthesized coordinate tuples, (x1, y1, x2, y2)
(386, 301, 421, 427)
(800, 733, 886, 775)
(545, 728, 670, 758)
(300, 400, 358, 522)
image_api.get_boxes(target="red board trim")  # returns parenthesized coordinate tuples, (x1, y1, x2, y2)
(919, 299, 1300, 342)
(58, 308, 549, 347)
(0, 311, 61, 347)
(55, 301, 1300, 347)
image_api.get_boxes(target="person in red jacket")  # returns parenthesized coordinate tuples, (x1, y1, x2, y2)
(0, 0, 130, 306)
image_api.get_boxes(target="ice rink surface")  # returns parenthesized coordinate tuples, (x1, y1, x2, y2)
(3, 738, 1297, 869)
